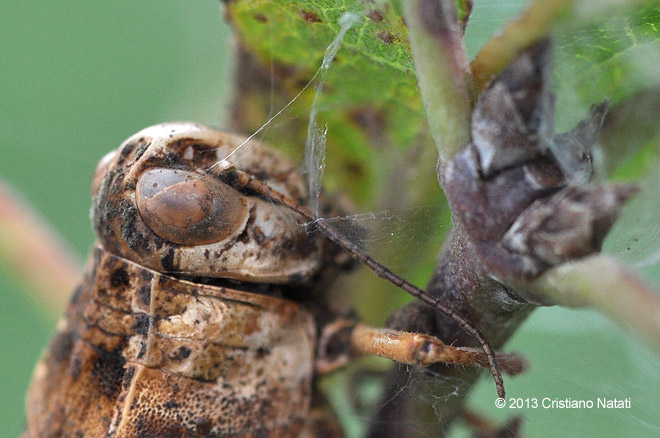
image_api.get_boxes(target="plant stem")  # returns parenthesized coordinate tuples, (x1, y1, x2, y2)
(402, 0, 472, 162)
(527, 255, 660, 352)
(0, 181, 80, 315)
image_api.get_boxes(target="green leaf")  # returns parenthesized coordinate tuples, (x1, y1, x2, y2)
(604, 149, 660, 285)
(226, 0, 449, 298)
(455, 0, 473, 26)
(225, 0, 660, 326)
(226, 0, 431, 206)
(600, 88, 660, 176)
(554, 2, 660, 130)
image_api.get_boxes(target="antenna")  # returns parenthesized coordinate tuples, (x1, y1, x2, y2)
(217, 166, 506, 398)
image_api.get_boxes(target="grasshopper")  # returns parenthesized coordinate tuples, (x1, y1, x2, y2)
(24, 123, 523, 437)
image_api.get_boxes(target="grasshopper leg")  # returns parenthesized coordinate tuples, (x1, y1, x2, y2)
(316, 319, 527, 376)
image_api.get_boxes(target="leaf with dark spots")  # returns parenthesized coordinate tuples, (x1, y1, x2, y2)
(300, 10, 322, 23)
(367, 10, 384, 23)
(376, 30, 397, 44)
(253, 13, 267, 23)
(225, 0, 441, 216)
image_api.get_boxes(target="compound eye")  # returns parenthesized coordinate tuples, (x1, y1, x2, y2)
(136, 168, 248, 245)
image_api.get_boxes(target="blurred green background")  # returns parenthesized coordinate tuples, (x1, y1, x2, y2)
(1, 1, 659, 438)
(1, 2, 231, 436)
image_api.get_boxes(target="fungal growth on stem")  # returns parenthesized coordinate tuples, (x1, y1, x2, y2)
(443, 40, 636, 286)
(368, 38, 639, 438)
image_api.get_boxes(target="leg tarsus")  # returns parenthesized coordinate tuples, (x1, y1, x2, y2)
(316, 319, 528, 376)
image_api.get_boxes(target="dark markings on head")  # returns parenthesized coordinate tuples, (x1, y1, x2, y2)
(133, 139, 151, 163)
(118, 139, 138, 164)
(119, 200, 151, 252)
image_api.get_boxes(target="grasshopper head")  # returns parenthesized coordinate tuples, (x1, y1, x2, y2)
(91, 122, 323, 284)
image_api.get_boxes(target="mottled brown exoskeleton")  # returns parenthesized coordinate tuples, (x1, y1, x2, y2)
(25, 123, 524, 437)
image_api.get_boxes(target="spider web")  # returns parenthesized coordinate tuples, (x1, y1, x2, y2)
(218, 12, 448, 280)
(219, 2, 660, 437)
